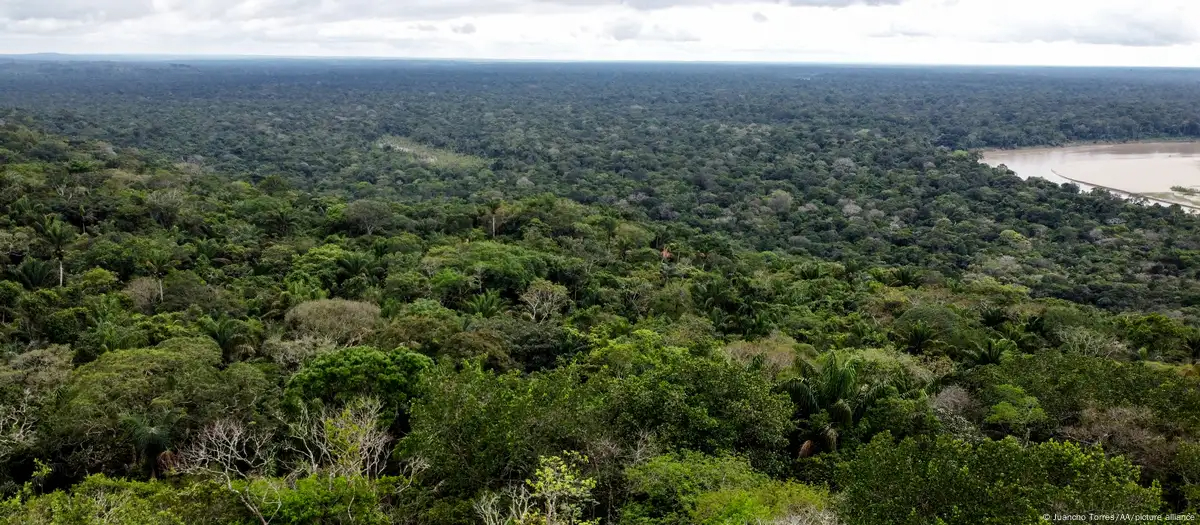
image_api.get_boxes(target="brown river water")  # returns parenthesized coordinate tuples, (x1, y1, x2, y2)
(982, 142, 1200, 210)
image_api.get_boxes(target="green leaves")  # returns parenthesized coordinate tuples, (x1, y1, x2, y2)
(198, 315, 254, 363)
(525, 452, 599, 525)
(46, 338, 274, 478)
(965, 351, 1200, 435)
(963, 338, 1016, 368)
(983, 384, 1048, 442)
(780, 350, 927, 454)
(839, 433, 1163, 525)
(465, 289, 507, 318)
(403, 338, 794, 499)
(10, 259, 54, 290)
(34, 215, 76, 257)
(622, 452, 830, 525)
(400, 361, 607, 497)
(285, 346, 431, 428)
(0, 473, 247, 525)
(598, 336, 794, 470)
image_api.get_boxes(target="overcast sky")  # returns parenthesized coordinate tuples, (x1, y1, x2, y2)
(2, 0, 1199, 66)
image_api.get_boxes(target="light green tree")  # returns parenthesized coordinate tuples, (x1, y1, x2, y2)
(476, 451, 600, 525)
(984, 384, 1048, 443)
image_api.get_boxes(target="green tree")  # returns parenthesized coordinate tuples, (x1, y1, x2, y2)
(35, 215, 76, 287)
(46, 338, 273, 478)
(525, 452, 599, 525)
(621, 452, 832, 525)
(198, 316, 254, 363)
(0, 473, 247, 524)
(963, 338, 1017, 368)
(1175, 442, 1200, 511)
(597, 333, 794, 471)
(343, 199, 394, 236)
(779, 352, 897, 454)
(839, 433, 1162, 525)
(285, 346, 431, 428)
(400, 362, 609, 497)
(620, 452, 771, 524)
(465, 289, 507, 318)
(10, 259, 54, 290)
(983, 384, 1048, 443)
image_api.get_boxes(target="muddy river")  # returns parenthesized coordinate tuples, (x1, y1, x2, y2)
(982, 142, 1200, 209)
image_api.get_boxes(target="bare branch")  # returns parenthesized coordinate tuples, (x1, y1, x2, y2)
(177, 419, 278, 525)
(285, 397, 392, 479)
(0, 389, 39, 462)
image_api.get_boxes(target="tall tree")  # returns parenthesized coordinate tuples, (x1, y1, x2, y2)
(36, 216, 76, 287)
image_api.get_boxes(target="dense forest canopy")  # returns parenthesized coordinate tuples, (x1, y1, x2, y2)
(2, 60, 1200, 524)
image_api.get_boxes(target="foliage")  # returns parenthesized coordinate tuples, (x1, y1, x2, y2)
(45, 338, 274, 478)
(0, 474, 246, 524)
(839, 433, 1163, 525)
(285, 345, 431, 428)
(983, 384, 1048, 442)
(399, 361, 609, 498)
(620, 452, 828, 525)
(689, 481, 829, 525)
(596, 335, 794, 471)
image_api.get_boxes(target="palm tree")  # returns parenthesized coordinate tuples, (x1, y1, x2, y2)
(194, 239, 221, 263)
(200, 316, 250, 363)
(91, 321, 144, 355)
(77, 203, 96, 238)
(996, 320, 1040, 351)
(285, 277, 327, 305)
(120, 409, 182, 478)
(10, 196, 37, 224)
(338, 252, 378, 285)
(707, 308, 734, 333)
(962, 338, 1016, 368)
(465, 289, 506, 318)
(143, 249, 176, 303)
(976, 305, 1011, 328)
(891, 266, 924, 288)
(36, 216, 76, 287)
(689, 278, 733, 312)
(894, 320, 943, 354)
(839, 259, 865, 282)
(11, 259, 56, 289)
(1183, 333, 1200, 364)
(796, 263, 824, 280)
(264, 206, 299, 237)
(779, 353, 893, 454)
(735, 301, 779, 338)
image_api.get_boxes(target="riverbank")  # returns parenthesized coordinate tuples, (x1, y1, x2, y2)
(982, 141, 1200, 214)
(1050, 169, 1200, 214)
(977, 136, 1200, 154)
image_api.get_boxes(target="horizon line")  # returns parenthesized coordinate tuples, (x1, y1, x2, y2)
(0, 52, 1195, 70)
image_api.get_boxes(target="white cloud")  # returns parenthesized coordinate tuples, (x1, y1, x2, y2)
(607, 18, 644, 40)
(1, 0, 1200, 65)
(870, 0, 1200, 47)
(605, 17, 698, 41)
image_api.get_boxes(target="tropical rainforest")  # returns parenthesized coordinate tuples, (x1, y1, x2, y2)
(2, 60, 1200, 524)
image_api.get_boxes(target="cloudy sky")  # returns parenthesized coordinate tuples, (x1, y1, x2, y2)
(2, 0, 1199, 66)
